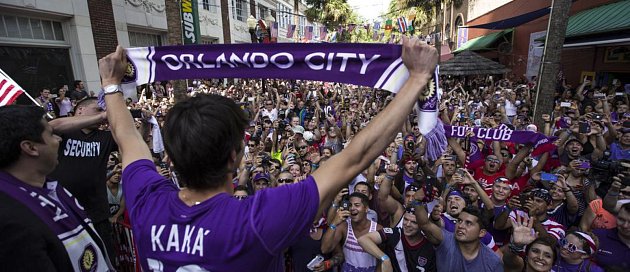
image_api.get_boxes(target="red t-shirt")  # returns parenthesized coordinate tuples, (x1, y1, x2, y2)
(473, 166, 506, 196)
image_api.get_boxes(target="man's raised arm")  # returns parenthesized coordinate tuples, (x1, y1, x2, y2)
(311, 37, 438, 217)
(98, 45, 153, 168)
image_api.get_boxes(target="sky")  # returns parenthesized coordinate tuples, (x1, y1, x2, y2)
(348, 0, 391, 22)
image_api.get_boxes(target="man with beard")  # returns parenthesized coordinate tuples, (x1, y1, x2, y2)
(358, 206, 436, 272)
(413, 202, 503, 271)
(322, 193, 383, 271)
(608, 129, 630, 160)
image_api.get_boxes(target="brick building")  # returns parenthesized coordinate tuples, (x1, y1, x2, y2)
(453, 0, 630, 85)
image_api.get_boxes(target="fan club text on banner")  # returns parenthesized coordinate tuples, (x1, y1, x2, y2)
(181, 0, 201, 44)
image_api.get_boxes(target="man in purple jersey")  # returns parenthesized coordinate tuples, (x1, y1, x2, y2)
(98, 38, 437, 271)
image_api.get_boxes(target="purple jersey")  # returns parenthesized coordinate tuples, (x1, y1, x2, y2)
(122, 159, 319, 271)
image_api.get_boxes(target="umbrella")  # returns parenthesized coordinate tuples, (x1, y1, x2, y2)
(439, 50, 511, 76)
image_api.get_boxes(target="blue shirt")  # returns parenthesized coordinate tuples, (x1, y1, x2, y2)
(435, 229, 503, 272)
(593, 228, 630, 270)
(610, 142, 630, 161)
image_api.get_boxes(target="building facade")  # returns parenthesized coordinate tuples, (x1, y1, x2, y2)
(0, 0, 320, 98)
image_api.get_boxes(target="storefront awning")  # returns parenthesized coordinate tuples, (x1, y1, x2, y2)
(565, 0, 630, 38)
(463, 7, 550, 30)
(453, 28, 513, 53)
(536, 1, 630, 46)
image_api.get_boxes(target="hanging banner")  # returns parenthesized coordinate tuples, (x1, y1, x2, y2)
(181, 0, 201, 44)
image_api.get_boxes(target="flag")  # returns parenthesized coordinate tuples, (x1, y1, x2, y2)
(286, 24, 296, 38)
(397, 17, 408, 33)
(407, 19, 414, 33)
(348, 24, 356, 32)
(319, 27, 328, 41)
(337, 26, 343, 35)
(364, 23, 370, 32)
(385, 19, 392, 30)
(305, 26, 314, 40)
(329, 31, 338, 42)
(374, 22, 381, 30)
(0, 69, 25, 106)
(270, 22, 278, 38)
(372, 30, 379, 41)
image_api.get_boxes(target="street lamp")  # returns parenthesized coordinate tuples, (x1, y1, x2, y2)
(247, 15, 258, 43)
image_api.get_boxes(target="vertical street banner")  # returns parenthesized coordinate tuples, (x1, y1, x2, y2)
(181, 0, 201, 44)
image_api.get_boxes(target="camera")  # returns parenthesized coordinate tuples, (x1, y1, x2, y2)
(340, 195, 351, 211)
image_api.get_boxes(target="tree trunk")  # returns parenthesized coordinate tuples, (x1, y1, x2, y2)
(533, 0, 573, 128)
(165, 0, 188, 103)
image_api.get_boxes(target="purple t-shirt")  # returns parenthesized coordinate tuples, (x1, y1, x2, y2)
(122, 159, 319, 271)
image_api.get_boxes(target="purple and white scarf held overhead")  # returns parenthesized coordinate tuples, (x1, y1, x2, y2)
(120, 43, 446, 159)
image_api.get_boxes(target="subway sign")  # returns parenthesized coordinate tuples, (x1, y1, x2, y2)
(181, 0, 201, 44)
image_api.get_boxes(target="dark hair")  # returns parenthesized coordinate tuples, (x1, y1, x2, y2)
(461, 205, 491, 230)
(526, 237, 557, 263)
(354, 181, 371, 192)
(74, 97, 98, 113)
(349, 192, 370, 207)
(163, 94, 248, 190)
(0, 105, 47, 168)
(619, 203, 630, 215)
(234, 185, 249, 194)
(73, 80, 82, 89)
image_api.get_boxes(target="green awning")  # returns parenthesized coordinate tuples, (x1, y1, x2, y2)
(453, 28, 513, 53)
(565, 0, 630, 38)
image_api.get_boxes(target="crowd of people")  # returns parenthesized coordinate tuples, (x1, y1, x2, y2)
(1, 37, 629, 272)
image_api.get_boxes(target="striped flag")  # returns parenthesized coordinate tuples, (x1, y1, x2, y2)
(348, 24, 356, 32)
(329, 31, 338, 42)
(286, 24, 296, 38)
(397, 17, 408, 33)
(305, 26, 314, 40)
(270, 22, 278, 38)
(0, 69, 25, 106)
(319, 27, 328, 41)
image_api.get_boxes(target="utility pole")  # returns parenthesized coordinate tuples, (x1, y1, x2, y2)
(533, 0, 573, 127)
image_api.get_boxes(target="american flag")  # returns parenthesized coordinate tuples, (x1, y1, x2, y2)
(305, 26, 314, 40)
(286, 24, 296, 38)
(0, 69, 25, 106)
(270, 22, 278, 38)
(319, 27, 327, 41)
(397, 17, 408, 33)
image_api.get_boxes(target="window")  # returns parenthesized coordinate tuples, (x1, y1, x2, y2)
(0, 14, 64, 41)
(232, 0, 247, 22)
(299, 16, 306, 36)
(202, 37, 219, 44)
(201, 0, 217, 13)
(258, 5, 268, 20)
(276, 3, 291, 29)
(128, 31, 163, 47)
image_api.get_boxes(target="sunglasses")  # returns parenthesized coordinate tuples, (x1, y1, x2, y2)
(234, 195, 248, 200)
(559, 238, 587, 254)
(277, 178, 293, 184)
(248, 144, 256, 147)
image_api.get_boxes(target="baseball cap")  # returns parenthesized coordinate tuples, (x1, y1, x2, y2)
(292, 125, 305, 135)
(526, 124, 538, 132)
(303, 131, 314, 141)
(253, 172, 271, 182)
